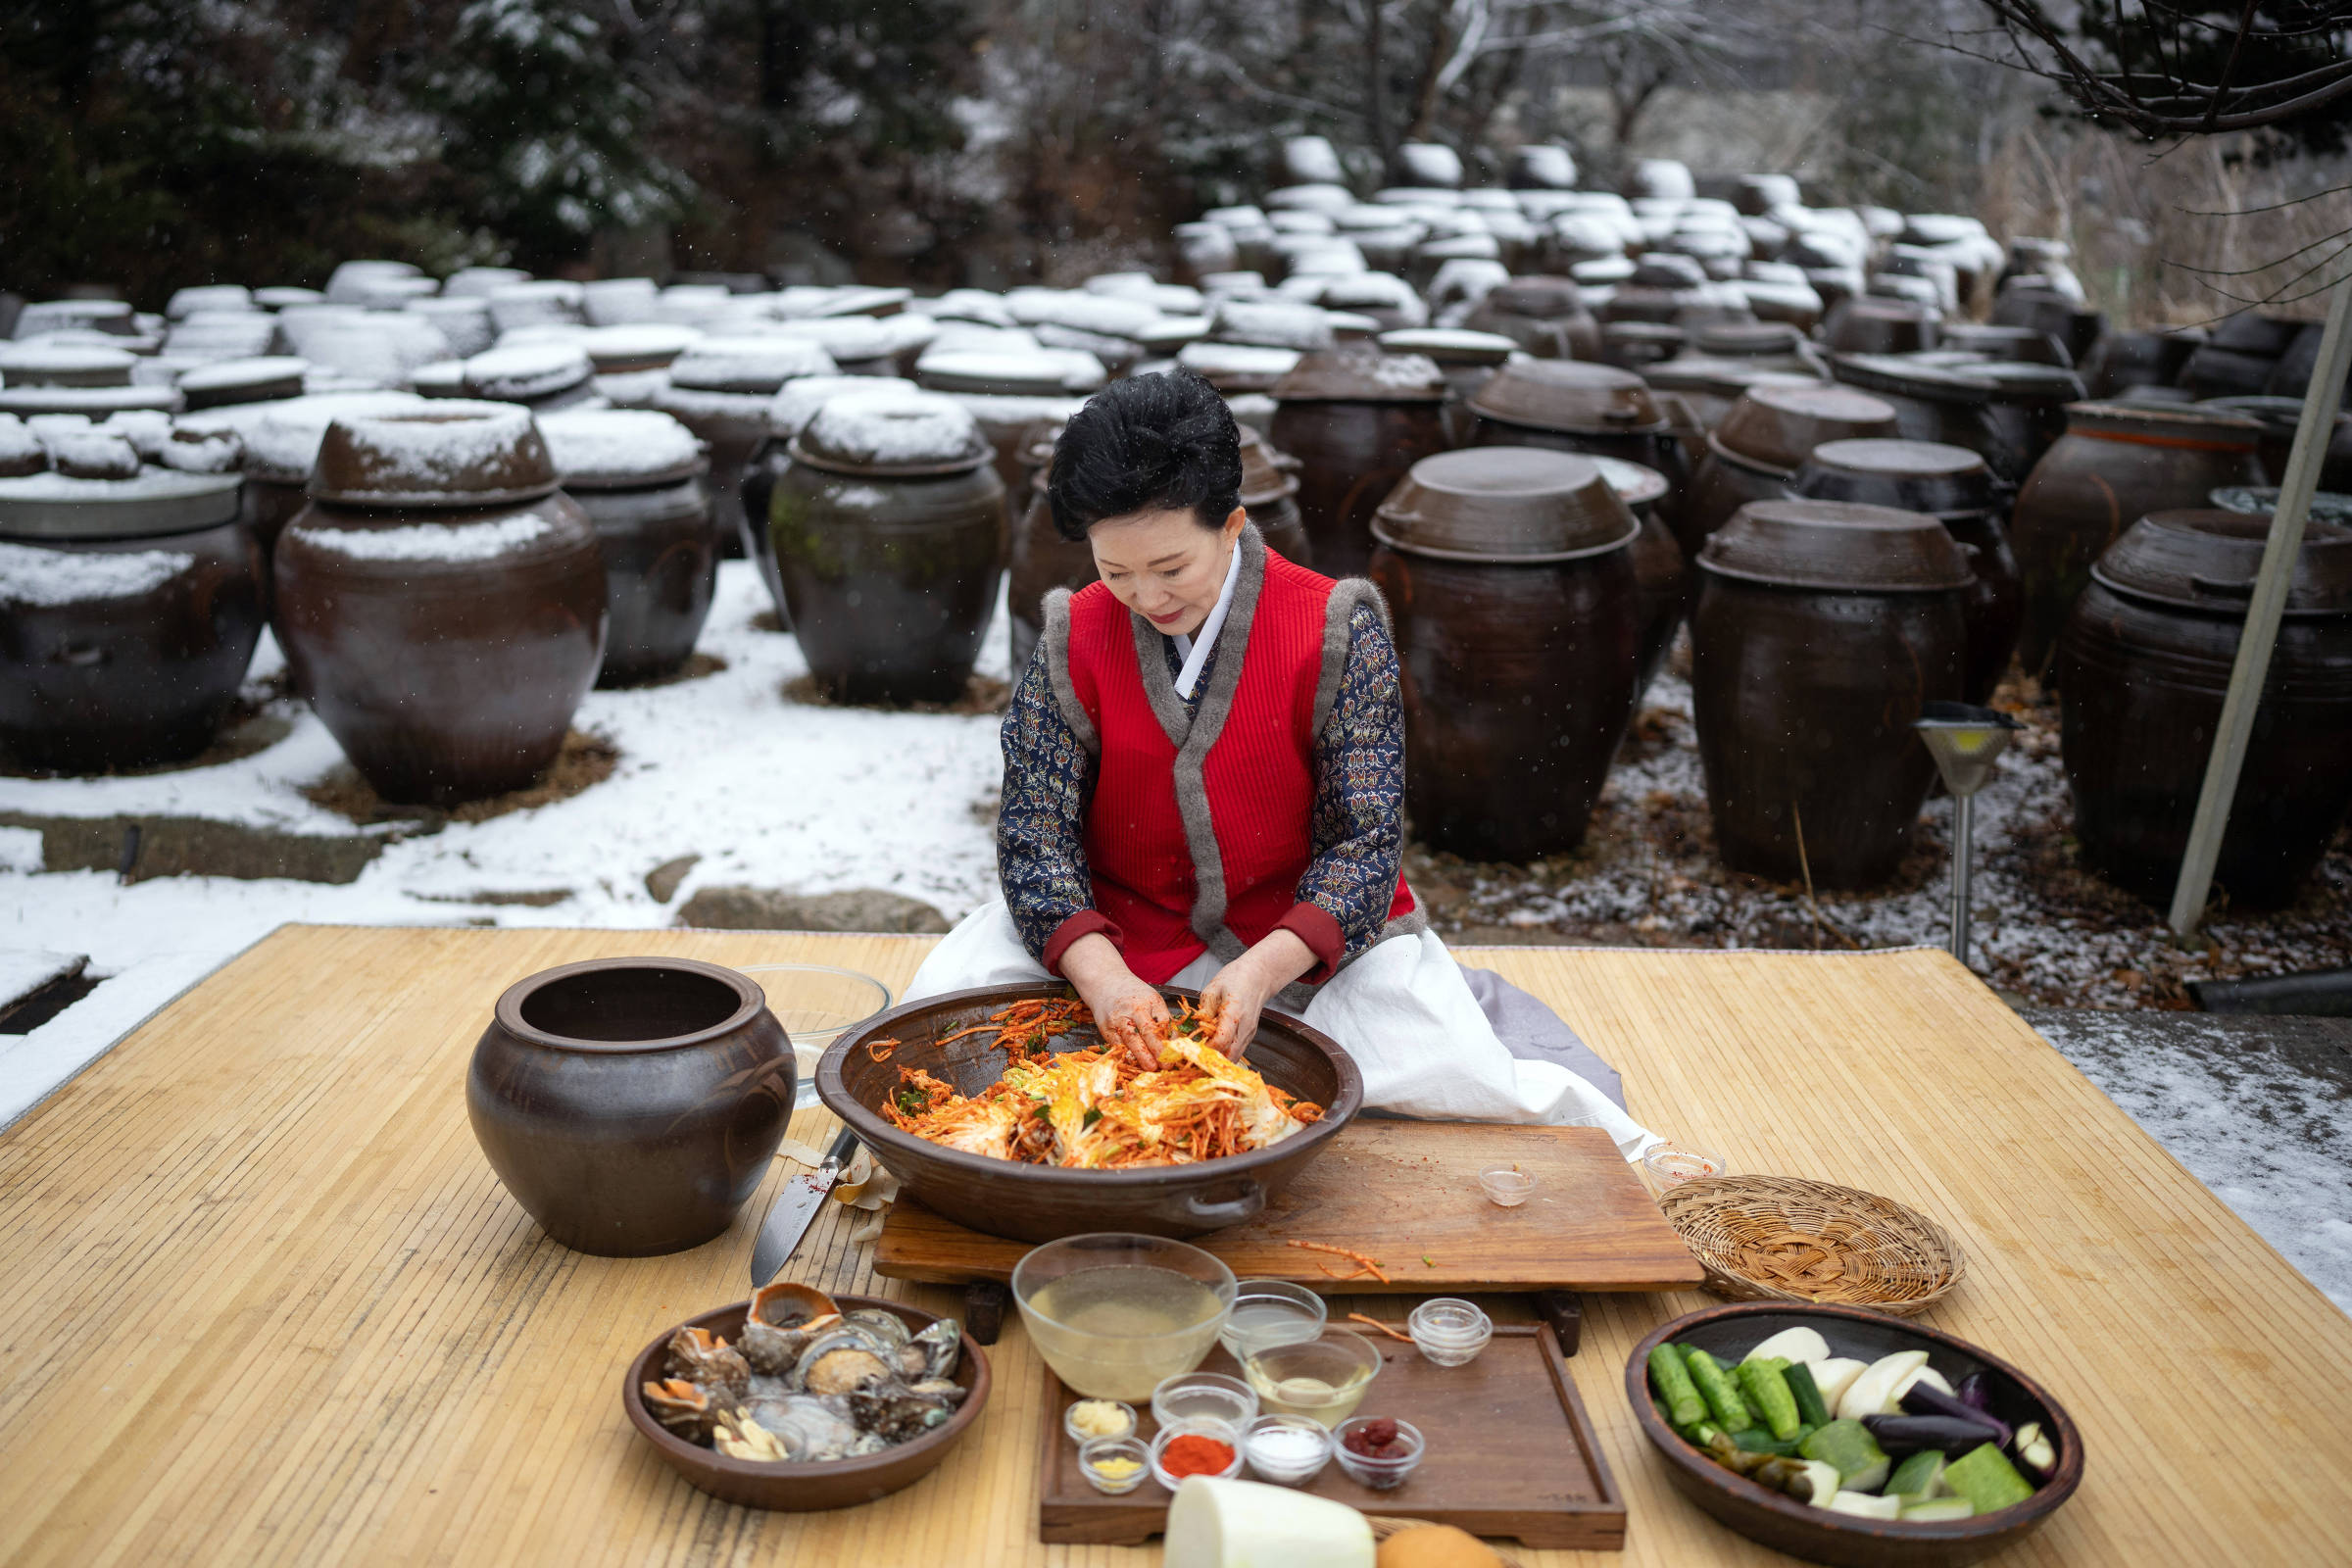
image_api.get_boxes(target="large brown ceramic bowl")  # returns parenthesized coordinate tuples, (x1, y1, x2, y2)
(1712, 384, 1899, 474)
(1371, 445, 1640, 560)
(1627, 1302, 2082, 1568)
(622, 1294, 989, 1510)
(817, 983, 1361, 1243)
(1469, 358, 1664, 434)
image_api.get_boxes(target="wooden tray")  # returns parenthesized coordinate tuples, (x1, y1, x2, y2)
(1035, 1323, 1625, 1549)
(875, 1120, 1702, 1294)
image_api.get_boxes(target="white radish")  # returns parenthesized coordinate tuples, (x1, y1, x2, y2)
(1163, 1476, 1376, 1568)
(1809, 1357, 1868, 1412)
(1835, 1349, 1929, 1421)
(1829, 1491, 1903, 1520)
(1794, 1459, 1843, 1507)
(1740, 1327, 1832, 1366)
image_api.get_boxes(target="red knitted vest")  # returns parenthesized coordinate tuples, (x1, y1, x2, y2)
(1060, 546, 1415, 983)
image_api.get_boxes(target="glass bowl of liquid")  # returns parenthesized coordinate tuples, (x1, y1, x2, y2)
(1219, 1278, 1328, 1359)
(1241, 1327, 1384, 1428)
(1012, 1232, 1237, 1401)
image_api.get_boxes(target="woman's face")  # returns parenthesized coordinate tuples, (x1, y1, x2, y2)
(1087, 505, 1247, 638)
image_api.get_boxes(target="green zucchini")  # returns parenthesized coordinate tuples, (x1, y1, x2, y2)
(1785, 1361, 1832, 1429)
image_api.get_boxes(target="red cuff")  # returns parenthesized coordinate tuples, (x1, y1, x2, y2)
(1042, 910, 1124, 977)
(1274, 903, 1346, 986)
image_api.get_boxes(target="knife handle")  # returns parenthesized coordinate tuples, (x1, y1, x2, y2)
(824, 1122, 859, 1165)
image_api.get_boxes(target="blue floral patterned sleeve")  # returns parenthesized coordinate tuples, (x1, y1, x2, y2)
(1299, 600, 1407, 961)
(997, 648, 1099, 959)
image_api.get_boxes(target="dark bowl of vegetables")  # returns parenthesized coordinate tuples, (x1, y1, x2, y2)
(1625, 1302, 2082, 1568)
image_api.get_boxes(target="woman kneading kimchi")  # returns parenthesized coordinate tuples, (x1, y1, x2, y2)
(906, 370, 1648, 1152)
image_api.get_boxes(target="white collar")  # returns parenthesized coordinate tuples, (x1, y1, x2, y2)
(1169, 540, 1244, 699)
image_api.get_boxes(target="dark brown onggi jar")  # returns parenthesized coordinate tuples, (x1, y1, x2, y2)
(2057, 509, 2352, 910)
(1370, 448, 1644, 861)
(1691, 500, 1972, 888)
(1820, 297, 1938, 356)
(1005, 424, 1312, 674)
(1830, 355, 2010, 479)
(1792, 438, 2024, 704)
(1683, 383, 1898, 558)
(1586, 454, 1685, 698)
(649, 335, 838, 566)
(234, 391, 429, 595)
(766, 390, 1007, 705)
(1268, 348, 1450, 580)
(0, 467, 264, 773)
(273, 402, 608, 805)
(1459, 276, 1600, 361)
(914, 349, 1087, 498)
(2008, 402, 2264, 678)
(537, 409, 718, 687)
(467, 956, 794, 1257)
(1469, 359, 1692, 542)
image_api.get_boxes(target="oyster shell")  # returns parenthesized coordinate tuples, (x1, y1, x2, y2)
(743, 1391, 862, 1462)
(664, 1326, 751, 1401)
(797, 1332, 895, 1396)
(900, 1318, 961, 1382)
(848, 1382, 959, 1442)
(843, 1307, 911, 1350)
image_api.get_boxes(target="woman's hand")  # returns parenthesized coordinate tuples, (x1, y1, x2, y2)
(1058, 932, 1170, 1069)
(1198, 929, 1317, 1058)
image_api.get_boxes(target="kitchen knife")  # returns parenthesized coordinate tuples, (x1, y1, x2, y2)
(750, 1123, 859, 1288)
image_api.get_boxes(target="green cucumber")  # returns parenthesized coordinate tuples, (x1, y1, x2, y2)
(1785, 1362, 1832, 1429)
(1648, 1344, 1709, 1429)
(1736, 1356, 1803, 1442)
(1886, 1450, 1948, 1498)
(1683, 1347, 1754, 1432)
(1943, 1443, 2034, 1514)
(1798, 1418, 1889, 1494)
(1677, 1418, 1724, 1448)
(1731, 1428, 1802, 1457)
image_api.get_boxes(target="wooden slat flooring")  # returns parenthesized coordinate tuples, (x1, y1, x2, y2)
(0, 926, 2345, 1566)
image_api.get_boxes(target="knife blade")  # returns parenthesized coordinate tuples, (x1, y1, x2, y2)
(751, 1123, 859, 1288)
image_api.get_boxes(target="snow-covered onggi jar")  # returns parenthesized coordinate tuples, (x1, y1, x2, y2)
(0, 456, 263, 773)
(272, 402, 607, 806)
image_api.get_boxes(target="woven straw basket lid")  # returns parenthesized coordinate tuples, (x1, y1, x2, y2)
(1656, 1174, 1966, 1317)
(1367, 1517, 1529, 1568)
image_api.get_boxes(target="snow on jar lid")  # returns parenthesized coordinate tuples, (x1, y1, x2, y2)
(0, 343, 137, 388)
(310, 401, 558, 507)
(461, 342, 594, 403)
(766, 374, 917, 440)
(914, 350, 1071, 397)
(0, 415, 41, 477)
(791, 388, 992, 475)
(164, 284, 255, 319)
(668, 334, 837, 393)
(1378, 327, 1515, 366)
(1211, 299, 1335, 352)
(241, 391, 429, 483)
(0, 466, 242, 540)
(764, 316, 899, 367)
(178, 356, 310, 410)
(0, 383, 180, 418)
(535, 409, 706, 489)
(581, 323, 702, 374)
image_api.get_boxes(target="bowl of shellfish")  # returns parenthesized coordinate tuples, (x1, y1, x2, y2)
(622, 1280, 991, 1510)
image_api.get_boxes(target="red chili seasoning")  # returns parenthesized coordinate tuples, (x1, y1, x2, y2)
(1158, 1434, 1236, 1479)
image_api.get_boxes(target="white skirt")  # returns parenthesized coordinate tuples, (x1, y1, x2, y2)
(905, 900, 1657, 1158)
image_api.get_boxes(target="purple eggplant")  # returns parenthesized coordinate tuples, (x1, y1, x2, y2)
(1901, 1383, 2014, 1448)
(1953, 1370, 1993, 1412)
(1862, 1413, 2007, 1456)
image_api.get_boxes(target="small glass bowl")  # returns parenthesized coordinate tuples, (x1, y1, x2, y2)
(1063, 1397, 1137, 1446)
(1242, 1413, 1334, 1486)
(1407, 1298, 1494, 1367)
(1642, 1143, 1729, 1188)
(1078, 1435, 1152, 1494)
(1333, 1416, 1426, 1491)
(1242, 1327, 1384, 1428)
(1219, 1278, 1329, 1359)
(1152, 1371, 1258, 1431)
(1148, 1416, 1246, 1491)
(1478, 1163, 1536, 1206)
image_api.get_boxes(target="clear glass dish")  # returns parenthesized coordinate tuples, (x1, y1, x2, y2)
(734, 963, 892, 1101)
(1148, 1416, 1246, 1491)
(1642, 1143, 1729, 1187)
(1012, 1232, 1236, 1400)
(1152, 1371, 1258, 1431)
(1062, 1397, 1136, 1446)
(1407, 1298, 1494, 1367)
(1333, 1415, 1425, 1491)
(1078, 1435, 1151, 1494)
(1241, 1327, 1383, 1428)
(1219, 1278, 1328, 1360)
(1242, 1413, 1334, 1486)
(1478, 1163, 1536, 1206)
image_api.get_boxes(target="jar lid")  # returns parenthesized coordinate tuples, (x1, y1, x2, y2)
(0, 467, 241, 539)
(0, 343, 137, 388)
(1176, 341, 1300, 392)
(668, 334, 836, 393)
(2091, 508, 2352, 615)
(1468, 358, 1663, 433)
(766, 317, 898, 365)
(1969, 361, 2086, 405)
(536, 409, 708, 488)
(1831, 353, 1997, 405)
(1712, 383, 1899, 473)
(789, 389, 992, 475)
(582, 323, 702, 373)
(1371, 447, 1639, 562)
(1693, 320, 1804, 358)
(817, 285, 914, 318)
(1135, 318, 1213, 354)
(1585, 453, 1670, 512)
(2063, 400, 2263, 450)
(2209, 485, 2352, 525)
(1938, 322, 2070, 367)
(178, 355, 310, 410)
(1699, 498, 1975, 592)
(1272, 347, 1446, 403)
(1483, 276, 1585, 318)
(1237, 426, 1299, 507)
(0, 384, 181, 417)
(310, 402, 558, 505)
(1212, 300, 1337, 353)
(1376, 328, 1515, 366)
(1642, 357, 1815, 401)
(241, 390, 431, 482)
(457, 342, 594, 404)
(766, 374, 919, 438)
(915, 350, 1071, 397)
(1793, 438, 1997, 516)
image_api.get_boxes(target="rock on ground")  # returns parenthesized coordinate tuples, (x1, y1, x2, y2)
(675, 886, 952, 934)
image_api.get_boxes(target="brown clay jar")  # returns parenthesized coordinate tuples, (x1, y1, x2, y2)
(1586, 454, 1685, 698)
(1459, 276, 1600, 361)
(765, 390, 1006, 704)
(1468, 359, 1693, 544)
(2008, 402, 2264, 679)
(1268, 348, 1450, 580)
(273, 403, 609, 805)
(0, 469, 264, 773)
(1691, 500, 1972, 888)
(1370, 448, 1643, 861)
(1378, 328, 1517, 446)
(1682, 383, 1899, 557)
(538, 409, 719, 687)
(1791, 438, 2024, 704)
(2057, 509, 2352, 910)
(467, 957, 794, 1256)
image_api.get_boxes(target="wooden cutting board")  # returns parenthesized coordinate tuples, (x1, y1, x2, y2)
(1035, 1323, 1625, 1548)
(873, 1120, 1702, 1293)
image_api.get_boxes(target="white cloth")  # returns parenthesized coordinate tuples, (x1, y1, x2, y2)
(1168, 540, 1244, 700)
(905, 899, 1659, 1158)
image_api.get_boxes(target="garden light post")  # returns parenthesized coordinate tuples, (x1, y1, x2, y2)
(1916, 702, 2024, 968)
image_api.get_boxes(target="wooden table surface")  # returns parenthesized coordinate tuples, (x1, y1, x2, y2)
(2, 925, 2346, 1567)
